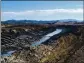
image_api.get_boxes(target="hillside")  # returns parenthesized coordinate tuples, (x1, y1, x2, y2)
(1, 25, 84, 63)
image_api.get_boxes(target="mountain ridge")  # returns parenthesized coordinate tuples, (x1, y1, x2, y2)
(1, 19, 83, 25)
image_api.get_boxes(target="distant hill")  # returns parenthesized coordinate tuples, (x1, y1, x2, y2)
(1, 19, 83, 25)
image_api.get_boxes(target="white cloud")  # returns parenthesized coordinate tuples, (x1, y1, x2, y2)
(1, 8, 83, 21)
(2, 8, 83, 16)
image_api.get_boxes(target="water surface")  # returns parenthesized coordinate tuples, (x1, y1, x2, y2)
(31, 29, 62, 46)
(1, 50, 15, 57)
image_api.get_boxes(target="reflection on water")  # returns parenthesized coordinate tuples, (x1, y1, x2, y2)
(46, 29, 62, 36)
(1, 50, 15, 57)
(31, 36, 51, 46)
(31, 29, 62, 46)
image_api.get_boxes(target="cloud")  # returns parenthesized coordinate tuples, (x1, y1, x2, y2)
(2, 8, 83, 16)
(1, 8, 83, 21)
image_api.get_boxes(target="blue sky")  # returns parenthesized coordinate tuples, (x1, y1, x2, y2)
(1, 1, 83, 21)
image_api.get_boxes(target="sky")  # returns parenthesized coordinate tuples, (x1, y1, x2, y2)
(1, 1, 83, 21)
